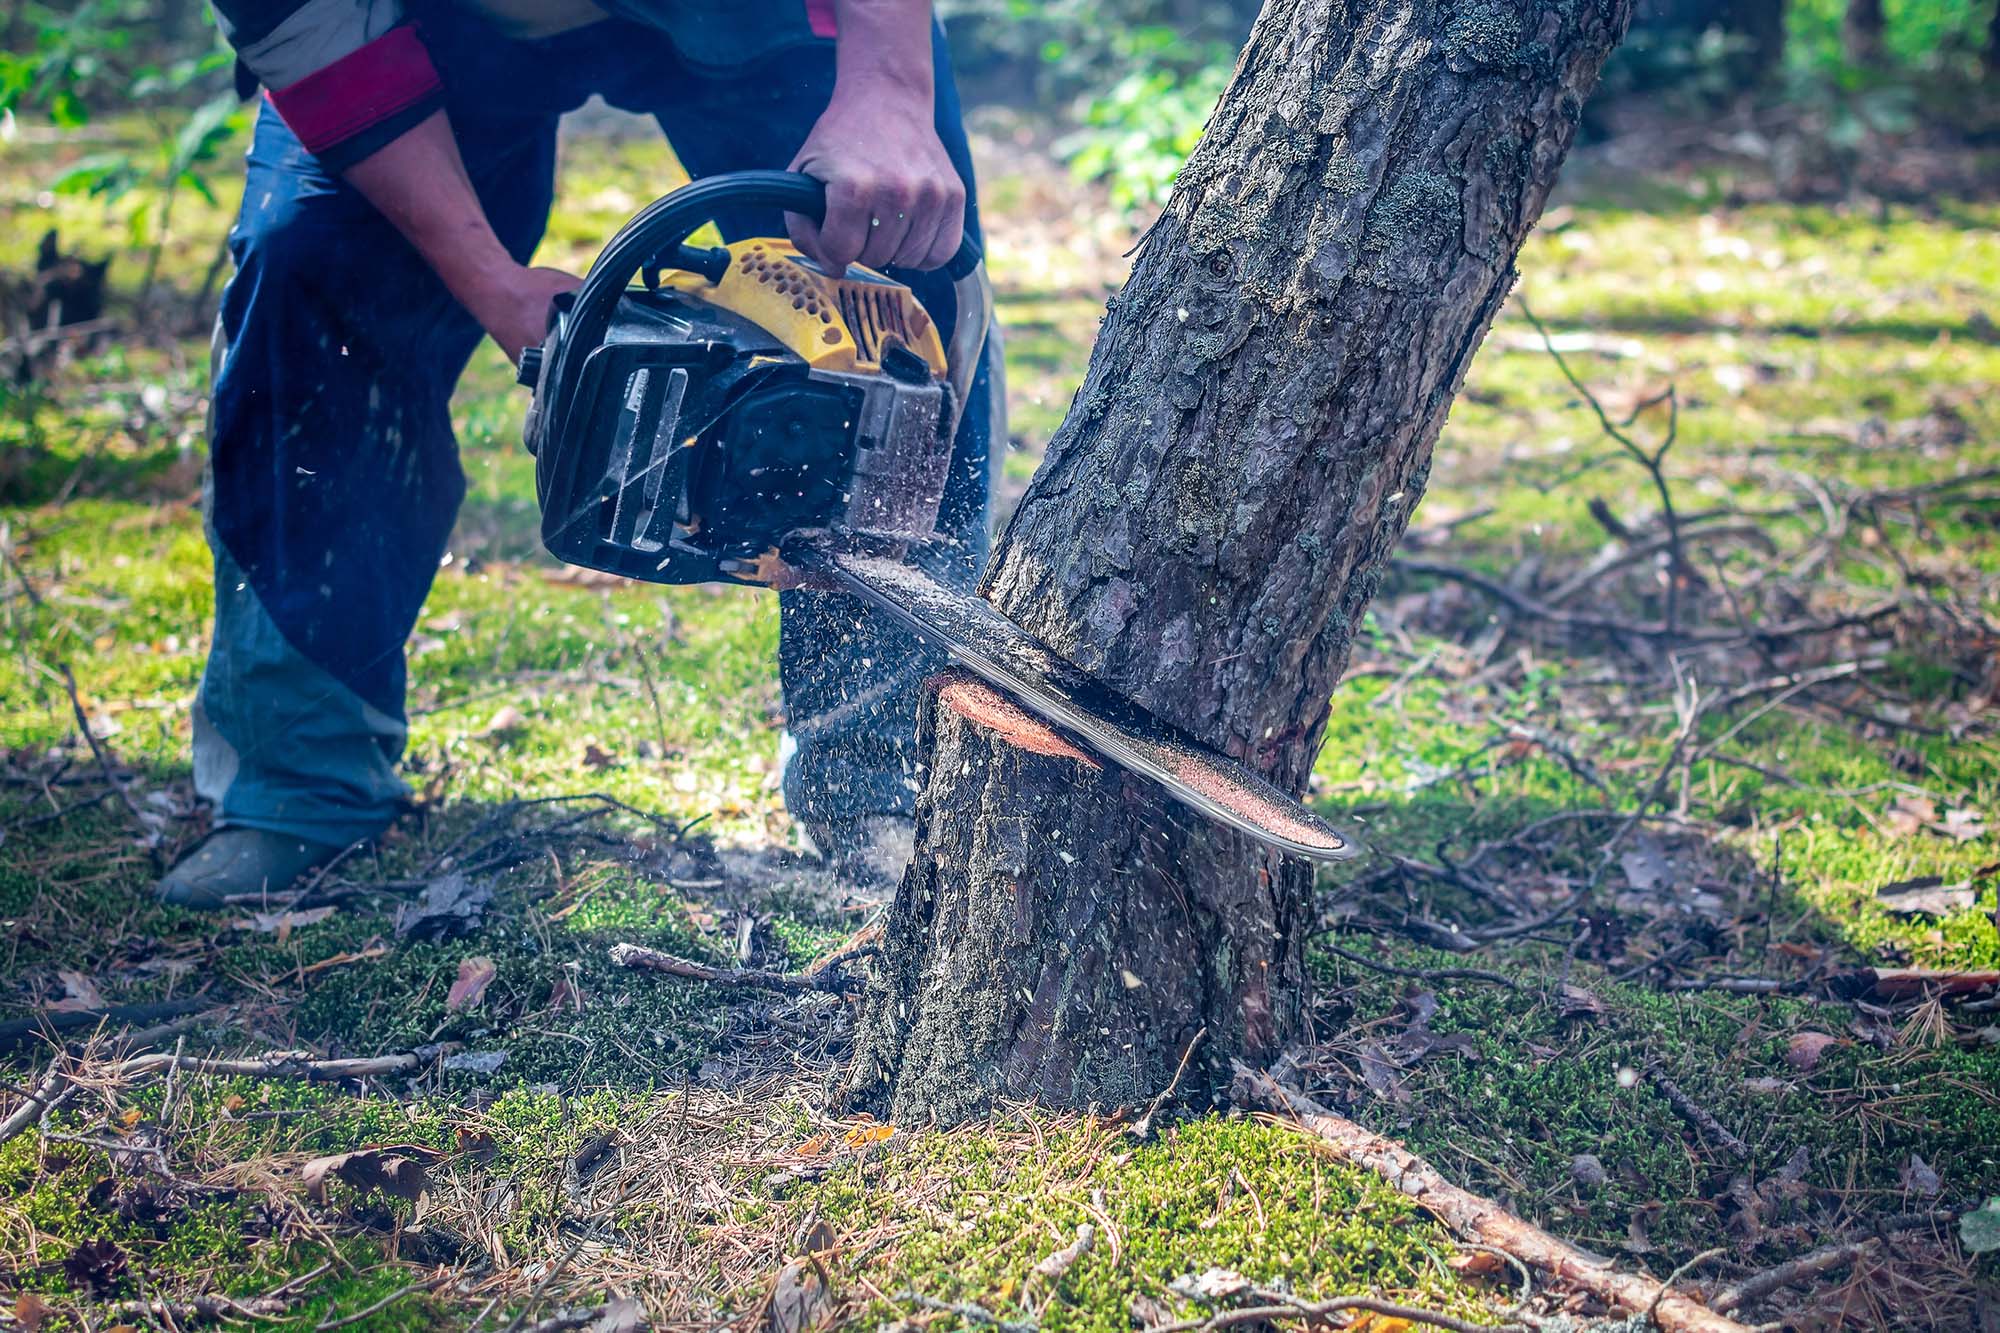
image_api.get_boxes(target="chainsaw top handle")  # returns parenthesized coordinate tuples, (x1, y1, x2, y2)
(556, 169, 982, 381)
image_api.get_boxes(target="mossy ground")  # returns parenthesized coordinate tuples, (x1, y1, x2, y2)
(1, 105, 1997, 1328)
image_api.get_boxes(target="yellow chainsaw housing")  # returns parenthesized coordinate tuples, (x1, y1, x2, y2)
(657, 239, 948, 379)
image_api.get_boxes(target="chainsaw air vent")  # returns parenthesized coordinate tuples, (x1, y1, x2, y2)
(837, 285, 910, 366)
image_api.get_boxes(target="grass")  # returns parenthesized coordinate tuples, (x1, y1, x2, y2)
(2, 103, 1999, 1328)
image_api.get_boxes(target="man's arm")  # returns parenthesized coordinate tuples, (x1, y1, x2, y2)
(213, 0, 574, 361)
(787, 0, 966, 274)
(342, 111, 580, 362)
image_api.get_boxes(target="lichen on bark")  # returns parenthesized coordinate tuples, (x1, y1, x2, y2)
(850, 0, 1636, 1124)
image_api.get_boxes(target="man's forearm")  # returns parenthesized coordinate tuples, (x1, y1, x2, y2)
(831, 0, 934, 101)
(341, 109, 519, 313)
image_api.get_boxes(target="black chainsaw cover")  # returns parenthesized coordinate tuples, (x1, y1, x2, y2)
(527, 288, 868, 585)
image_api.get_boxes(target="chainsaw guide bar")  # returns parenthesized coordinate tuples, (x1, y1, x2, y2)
(796, 539, 1357, 863)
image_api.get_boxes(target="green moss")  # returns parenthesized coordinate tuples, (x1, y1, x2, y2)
(1312, 944, 2000, 1262)
(1443, 5, 1525, 65)
(805, 1116, 1498, 1331)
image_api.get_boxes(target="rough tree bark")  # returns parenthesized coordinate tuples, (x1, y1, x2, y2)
(850, 0, 1634, 1123)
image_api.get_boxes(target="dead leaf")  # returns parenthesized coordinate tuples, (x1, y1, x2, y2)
(1620, 838, 1671, 892)
(1448, 1249, 1507, 1276)
(1347, 1316, 1415, 1333)
(1939, 807, 1989, 843)
(591, 1298, 644, 1333)
(1357, 1042, 1409, 1103)
(46, 969, 106, 1013)
(230, 905, 337, 943)
(548, 968, 585, 1012)
(447, 956, 497, 1013)
(478, 705, 528, 740)
(394, 873, 492, 941)
(1558, 983, 1607, 1021)
(1901, 1153, 1942, 1196)
(14, 1292, 50, 1332)
(797, 1216, 836, 1255)
(841, 1122, 894, 1151)
(1031, 1223, 1094, 1283)
(581, 743, 617, 769)
(793, 1133, 832, 1160)
(301, 1145, 434, 1202)
(1885, 794, 1939, 837)
(1785, 1031, 1841, 1072)
(1172, 1269, 1251, 1301)
(766, 1257, 829, 1333)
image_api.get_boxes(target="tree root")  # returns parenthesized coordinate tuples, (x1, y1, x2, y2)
(1233, 1063, 1753, 1333)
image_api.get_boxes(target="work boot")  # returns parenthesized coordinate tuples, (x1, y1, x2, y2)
(798, 815, 915, 894)
(155, 827, 350, 910)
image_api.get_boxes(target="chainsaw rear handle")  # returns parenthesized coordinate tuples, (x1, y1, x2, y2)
(550, 170, 987, 445)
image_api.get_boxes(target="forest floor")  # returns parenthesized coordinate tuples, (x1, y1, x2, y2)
(1, 102, 1998, 1332)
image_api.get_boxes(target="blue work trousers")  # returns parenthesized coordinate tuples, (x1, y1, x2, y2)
(195, 8, 995, 845)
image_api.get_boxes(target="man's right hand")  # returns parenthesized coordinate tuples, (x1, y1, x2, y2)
(464, 264, 582, 366)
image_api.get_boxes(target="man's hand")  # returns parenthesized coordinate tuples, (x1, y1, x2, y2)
(787, 0, 962, 275)
(462, 264, 582, 366)
(788, 86, 964, 275)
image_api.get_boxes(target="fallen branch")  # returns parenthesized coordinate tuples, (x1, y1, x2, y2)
(58, 661, 154, 846)
(112, 1045, 458, 1082)
(1233, 1063, 1752, 1333)
(1394, 558, 1899, 647)
(608, 943, 857, 995)
(1713, 1238, 1876, 1313)
(1648, 1067, 1751, 1161)
(1714, 1210, 1960, 1314)
(897, 1289, 1039, 1333)
(1665, 968, 2000, 1002)
(1321, 941, 1521, 990)
(0, 1066, 73, 1148)
(315, 1275, 447, 1330)
(0, 997, 209, 1053)
(1146, 1293, 1517, 1333)
(100, 1294, 292, 1325)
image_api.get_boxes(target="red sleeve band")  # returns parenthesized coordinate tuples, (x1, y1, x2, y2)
(804, 0, 837, 39)
(267, 24, 442, 157)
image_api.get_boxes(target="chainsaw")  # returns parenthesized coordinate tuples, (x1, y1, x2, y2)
(521, 171, 1355, 863)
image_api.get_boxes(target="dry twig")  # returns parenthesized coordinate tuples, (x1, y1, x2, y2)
(1233, 1063, 1752, 1333)
(608, 942, 858, 995)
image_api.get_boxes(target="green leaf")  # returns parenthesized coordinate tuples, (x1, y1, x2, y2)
(48, 151, 131, 197)
(1964, 1198, 2000, 1255)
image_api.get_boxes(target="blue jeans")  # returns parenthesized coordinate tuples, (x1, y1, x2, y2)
(195, 10, 995, 845)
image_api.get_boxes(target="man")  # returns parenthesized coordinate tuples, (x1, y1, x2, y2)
(157, 0, 997, 906)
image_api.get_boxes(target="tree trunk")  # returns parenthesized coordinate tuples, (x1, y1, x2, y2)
(1842, 0, 1885, 67)
(849, 0, 1634, 1124)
